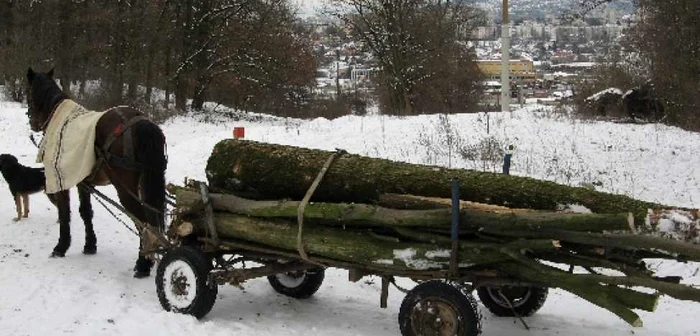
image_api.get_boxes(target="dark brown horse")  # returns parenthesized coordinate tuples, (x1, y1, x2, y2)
(26, 68, 167, 278)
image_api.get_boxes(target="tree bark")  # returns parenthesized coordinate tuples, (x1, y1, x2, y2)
(171, 179, 700, 327)
(182, 213, 531, 270)
(205, 140, 693, 236)
(482, 227, 700, 261)
(175, 188, 634, 233)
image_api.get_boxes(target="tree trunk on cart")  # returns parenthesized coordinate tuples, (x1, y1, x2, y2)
(174, 188, 635, 233)
(205, 140, 697, 240)
(181, 213, 545, 270)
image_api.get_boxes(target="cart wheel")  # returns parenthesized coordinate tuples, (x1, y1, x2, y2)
(267, 268, 325, 299)
(476, 286, 548, 317)
(156, 246, 218, 319)
(399, 281, 482, 336)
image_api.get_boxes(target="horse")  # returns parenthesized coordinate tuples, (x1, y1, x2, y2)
(25, 68, 167, 278)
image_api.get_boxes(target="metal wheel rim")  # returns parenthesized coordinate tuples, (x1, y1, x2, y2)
(409, 297, 460, 336)
(275, 272, 307, 288)
(163, 260, 198, 309)
(486, 286, 532, 308)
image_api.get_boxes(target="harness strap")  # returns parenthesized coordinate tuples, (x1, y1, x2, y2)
(40, 101, 62, 132)
(296, 148, 347, 266)
(100, 109, 148, 171)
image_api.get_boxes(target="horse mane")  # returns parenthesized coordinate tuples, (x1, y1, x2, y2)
(31, 73, 69, 114)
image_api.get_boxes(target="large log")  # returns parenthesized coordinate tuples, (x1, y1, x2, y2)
(175, 209, 700, 327)
(498, 250, 700, 327)
(181, 213, 560, 270)
(171, 184, 700, 327)
(205, 140, 692, 237)
(174, 188, 635, 233)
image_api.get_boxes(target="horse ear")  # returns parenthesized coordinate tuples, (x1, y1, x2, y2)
(27, 67, 35, 82)
(47, 68, 55, 78)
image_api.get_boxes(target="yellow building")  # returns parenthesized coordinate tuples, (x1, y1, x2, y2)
(477, 59, 537, 82)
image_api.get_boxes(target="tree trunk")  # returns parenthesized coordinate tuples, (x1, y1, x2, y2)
(163, 42, 172, 109)
(60, 76, 71, 95)
(183, 213, 526, 270)
(109, 0, 128, 107)
(191, 77, 206, 110)
(174, 0, 193, 111)
(205, 140, 693, 237)
(175, 77, 187, 111)
(57, 1, 72, 96)
(172, 200, 700, 327)
(172, 179, 700, 326)
(174, 188, 634, 233)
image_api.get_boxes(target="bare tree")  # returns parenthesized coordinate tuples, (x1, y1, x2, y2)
(0, 0, 317, 117)
(572, 0, 700, 130)
(329, 0, 484, 115)
(629, 0, 700, 130)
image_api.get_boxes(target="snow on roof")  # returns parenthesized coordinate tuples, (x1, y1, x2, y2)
(547, 71, 576, 78)
(622, 89, 635, 100)
(551, 62, 597, 68)
(585, 88, 623, 102)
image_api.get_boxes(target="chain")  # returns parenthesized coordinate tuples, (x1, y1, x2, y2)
(89, 187, 140, 236)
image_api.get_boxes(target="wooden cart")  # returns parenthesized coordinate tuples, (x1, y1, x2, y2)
(154, 181, 549, 336)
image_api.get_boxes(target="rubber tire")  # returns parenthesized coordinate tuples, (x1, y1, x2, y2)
(399, 281, 482, 336)
(267, 268, 325, 299)
(476, 286, 548, 317)
(156, 246, 218, 319)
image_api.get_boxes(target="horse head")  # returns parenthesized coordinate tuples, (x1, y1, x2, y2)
(26, 67, 66, 132)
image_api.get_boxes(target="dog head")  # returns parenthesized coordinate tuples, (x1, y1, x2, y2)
(0, 154, 19, 170)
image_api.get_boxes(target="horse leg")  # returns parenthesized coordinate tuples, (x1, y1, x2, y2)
(49, 190, 71, 257)
(78, 185, 97, 255)
(129, 121, 167, 278)
(112, 179, 153, 278)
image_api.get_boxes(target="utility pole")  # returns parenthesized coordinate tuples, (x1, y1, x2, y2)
(335, 48, 341, 99)
(500, 0, 511, 112)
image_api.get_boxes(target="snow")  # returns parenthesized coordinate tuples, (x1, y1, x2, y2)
(558, 204, 593, 214)
(387, 248, 448, 270)
(551, 62, 597, 68)
(585, 87, 624, 102)
(1, 98, 699, 335)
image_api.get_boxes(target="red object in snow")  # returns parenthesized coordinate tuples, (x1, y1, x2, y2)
(233, 127, 245, 139)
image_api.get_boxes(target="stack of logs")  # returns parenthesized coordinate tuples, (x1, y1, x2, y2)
(170, 139, 700, 327)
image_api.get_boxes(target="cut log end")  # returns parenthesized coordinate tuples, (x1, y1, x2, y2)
(177, 222, 194, 237)
(652, 295, 660, 312)
(632, 318, 643, 328)
(628, 213, 637, 234)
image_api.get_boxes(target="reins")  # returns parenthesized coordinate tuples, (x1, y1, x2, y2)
(28, 101, 175, 237)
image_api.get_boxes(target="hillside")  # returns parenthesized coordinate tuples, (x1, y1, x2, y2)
(0, 99, 698, 335)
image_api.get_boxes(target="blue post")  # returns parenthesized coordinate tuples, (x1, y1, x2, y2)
(451, 179, 460, 241)
(450, 178, 460, 277)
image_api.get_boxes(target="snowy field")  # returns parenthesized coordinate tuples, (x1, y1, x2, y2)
(0, 98, 699, 335)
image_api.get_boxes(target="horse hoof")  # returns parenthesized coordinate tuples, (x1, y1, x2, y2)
(83, 247, 97, 255)
(133, 270, 150, 279)
(50, 251, 65, 258)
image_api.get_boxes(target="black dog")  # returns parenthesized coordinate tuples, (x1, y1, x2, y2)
(0, 154, 46, 221)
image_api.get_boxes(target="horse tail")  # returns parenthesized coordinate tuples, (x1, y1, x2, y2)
(133, 121, 167, 230)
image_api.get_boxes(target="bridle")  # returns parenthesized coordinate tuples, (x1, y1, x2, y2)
(26, 82, 61, 133)
(39, 103, 61, 132)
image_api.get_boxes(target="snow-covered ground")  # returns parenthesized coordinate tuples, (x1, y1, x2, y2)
(0, 98, 698, 335)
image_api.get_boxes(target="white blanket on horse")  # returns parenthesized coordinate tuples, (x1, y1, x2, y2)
(37, 100, 106, 194)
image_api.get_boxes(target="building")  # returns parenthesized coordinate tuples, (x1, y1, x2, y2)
(476, 59, 537, 83)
